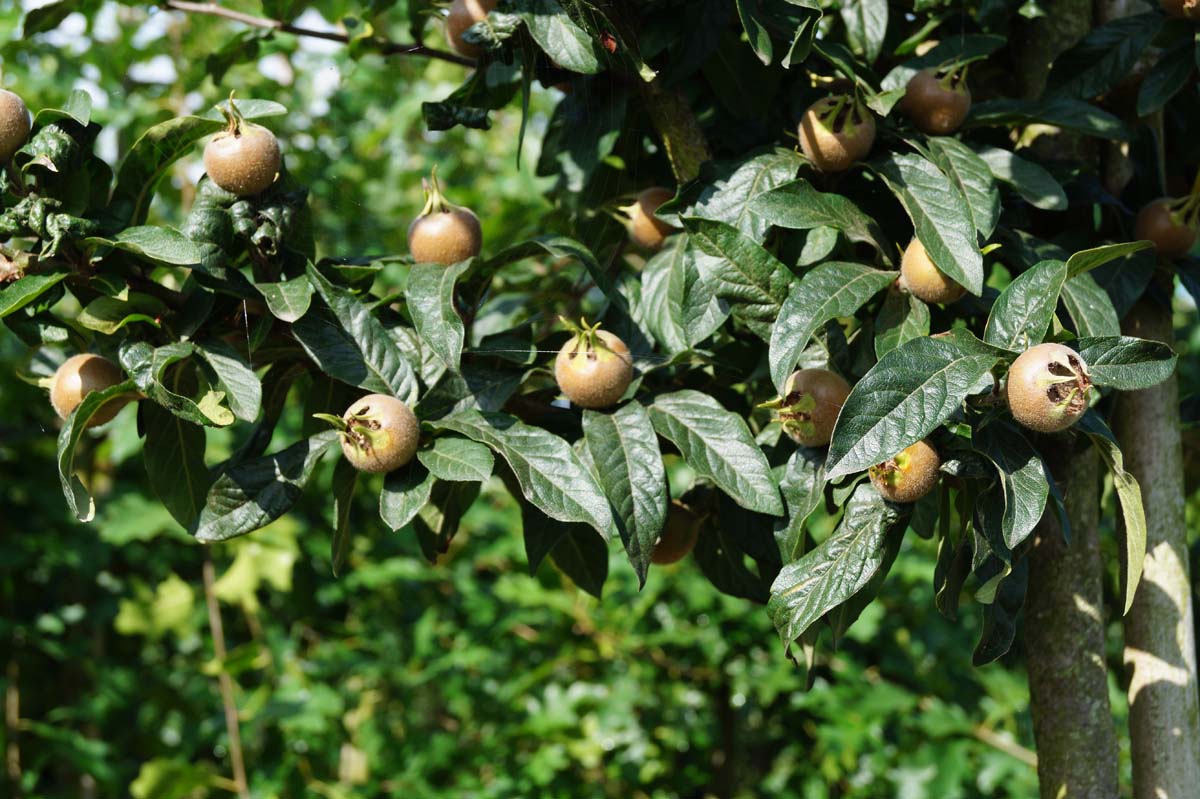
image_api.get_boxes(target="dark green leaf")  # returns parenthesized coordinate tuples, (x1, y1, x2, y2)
(974, 422, 1049, 550)
(1045, 13, 1163, 100)
(143, 402, 209, 529)
(975, 146, 1068, 211)
(406, 261, 471, 370)
(983, 259, 1068, 351)
(967, 98, 1130, 141)
(330, 458, 358, 577)
(56, 379, 139, 521)
(1137, 36, 1196, 116)
(418, 436, 495, 482)
(1076, 336, 1178, 390)
(875, 286, 930, 358)
(925, 137, 999, 238)
(516, 0, 604, 73)
(379, 464, 435, 531)
(1061, 273, 1120, 337)
(257, 276, 313, 323)
(750, 178, 891, 255)
(0, 273, 67, 318)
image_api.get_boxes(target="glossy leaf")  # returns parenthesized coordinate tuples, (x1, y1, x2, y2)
(974, 422, 1049, 550)
(1076, 336, 1178, 390)
(974, 146, 1068, 212)
(983, 259, 1068, 351)
(749, 178, 891, 255)
(926, 137, 1000, 238)
(407, 261, 471, 371)
(143, 402, 209, 528)
(418, 436, 495, 483)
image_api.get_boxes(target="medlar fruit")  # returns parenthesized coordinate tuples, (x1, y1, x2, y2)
(869, 439, 941, 503)
(624, 187, 677, 252)
(203, 98, 281, 197)
(50, 353, 129, 427)
(769, 368, 851, 448)
(408, 170, 483, 265)
(798, 95, 876, 172)
(900, 238, 966, 304)
(0, 89, 31, 163)
(1005, 343, 1092, 433)
(1134, 197, 1197, 258)
(554, 318, 633, 409)
(902, 68, 971, 136)
(446, 0, 498, 57)
(319, 394, 420, 473)
(651, 502, 701, 565)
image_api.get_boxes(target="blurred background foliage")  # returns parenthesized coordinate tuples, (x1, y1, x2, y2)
(3, 0, 1199, 795)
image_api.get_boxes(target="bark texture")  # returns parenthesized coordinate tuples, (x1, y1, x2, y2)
(1024, 446, 1120, 799)
(1114, 300, 1200, 799)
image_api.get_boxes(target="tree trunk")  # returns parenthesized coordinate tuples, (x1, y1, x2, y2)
(1024, 446, 1120, 799)
(1113, 299, 1200, 798)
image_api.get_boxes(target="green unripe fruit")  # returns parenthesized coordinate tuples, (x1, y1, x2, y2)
(554, 324, 633, 409)
(777, 369, 851, 448)
(0, 89, 31, 163)
(203, 123, 281, 196)
(903, 69, 971, 135)
(798, 96, 876, 172)
(337, 394, 420, 473)
(651, 502, 700, 565)
(1006, 343, 1092, 433)
(869, 439, 941, 503)
(624, 187, 677, 252)
(900, 238, 966, 304)
(50, 354, 129, 427)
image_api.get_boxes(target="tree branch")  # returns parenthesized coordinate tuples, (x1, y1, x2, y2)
(161, 0, 477, 67)
(202, 553, 250, 799)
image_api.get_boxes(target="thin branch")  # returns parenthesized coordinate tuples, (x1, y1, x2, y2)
(161, 0, 477, 67)
(202, 554, 250, 799)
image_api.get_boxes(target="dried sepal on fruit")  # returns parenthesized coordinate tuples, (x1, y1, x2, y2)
(902, 66, 972, 136)
(0, 89, 31, 163)
(446, 0, 498, 58)
(316, 394, 420, 474)
(899, 238, 966, 304)
(1005, 343, 1092, 433)
(203, 93, 281, 197)
(622, 187, 677, 252)
(651, 501, 701, 565)
(760, 368, 851, 448)
(50, 353, 131, 428)
(1134, 195, 1198, 258)
(408, 167, 483, 266)
(554, 317, 634, 409)
(869, 439, 941, 503)
(798, 94, 876, 172)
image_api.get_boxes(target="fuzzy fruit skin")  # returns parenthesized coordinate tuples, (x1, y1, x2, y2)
(1134, 198, 1196, 258)
(900, 238, 966, 304)
(0, 90, 31, 163)
(779, 369, 851, 447)
(339, 394, 420, 474)
(798, 97, 876, 172)
(203, 124, 281, 196)
(903, 70, 971, 135)
(555, 330, 633, 409)
(626, 187, 676, 251)
(1006, 343, 1092, 433)
(869, 439, 941, 503)
(51, 354, 128, 427)
(408, 207, 483, 265)
(446, 0, 498, 57)
(651, 502, 700, 565)
(1162, 0, 1199, 19)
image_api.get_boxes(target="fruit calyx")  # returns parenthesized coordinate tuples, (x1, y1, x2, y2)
(418, 165, 457, 218)
(559, 315, 621, 363)
(217, 91, 250, 139)
(758, 368, 850, 448)
(813, 93, 871, 137)
(1034, 351, 1091, 419)
(315, 410, 390, 456)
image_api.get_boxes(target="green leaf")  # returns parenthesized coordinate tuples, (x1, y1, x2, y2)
(775, 446, 827, 563)
(549, 526, 609, 598)
(768, 483, 906, 644)
(925, 137, 1000, 238)
(876, 152, 984, 295)
(1045, 13, 1163, 100)
(330, 458, 358, 577)
(647, 390, 783, 516)
(406, 261, 471, 370)
(639, 237, 690, 354)
(736, 0, 774, 64)
(379, 464, 435, 531)
(1136, 36, 1196, 116)
(57, 379, 139, 521)
(194, 339, 262, 423)
(143, 402, 209, 528)
(676, 149, 804, 242)
(1078, 412, 1145, 614)
(826, 336, 1000, 480)
(1061, 273, 1120, 337)
(973, 422, 1049, 550)
(875, 286, 930, 358)
(693, 514, 771, 603)
(192, 431, 339, 542)
(257, 276, 313, 323)
(983, 259, 1069, 351)
(516, 0, 604, 74)
(582, 403, 668, 587)
(1065, 241, 1155, 278)
(972, 556, 1029, 665)
(86, 226, 203, 267)
(967, 98, 1131, 141)
(23, 0, 77, 36)
(749, 178, 892, 255)
(413, 480, 480, 563)
(300, 263, 419, 403)
(769, 262, 896, 392)
(433, 410, 615, 537)
(974, 146, 1068, 211)
(840, 0, 888, 64)
(536, 87, 628, 194)
(1076, 336, 1178, 390)
(76, 292, 167, 335)
(418, 436, 495, 482)
(880, 34, 1006, 91)
(0, 272, 68, 318)
(680, 218, 793, 334)
(120, 341, 235, 427)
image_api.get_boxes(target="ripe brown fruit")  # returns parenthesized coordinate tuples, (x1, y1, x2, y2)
(1006, 343, 1092, 433)
(203, 121, 281, 197)
(0, 89, 31, 163)
(798, 96, 876, 172)
(408, 170, 483, 265)
(554, 319, 633, 409)
(446, 0, 498, 57)
(869, 439, 941, 503)
(323, 394, 420, 473)
(774, 368, 851, 448)
(1162, 0, 1199, 19)
(651, 502, 701, 565)
(624, 187, 677, 251)
(1134, 198, 1197, 258)
(50, 354, 129, 427)
(900, 238, 966, 304)
(902, 69, 971, 135)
